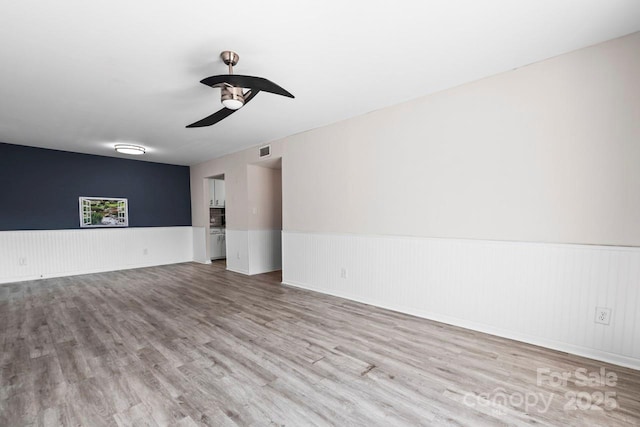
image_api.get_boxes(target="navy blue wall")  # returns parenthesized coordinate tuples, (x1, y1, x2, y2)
(0, 143, 192, 230)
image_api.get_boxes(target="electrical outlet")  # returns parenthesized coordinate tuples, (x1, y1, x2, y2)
(595, 307, 612, 325)
(18, 257, 27, 266)
(340, 268, 348, 279)
(143, 248, 148, 255)
(237, 251, 241, 259)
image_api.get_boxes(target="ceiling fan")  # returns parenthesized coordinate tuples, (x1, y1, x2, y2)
(186, 51, 294, 128)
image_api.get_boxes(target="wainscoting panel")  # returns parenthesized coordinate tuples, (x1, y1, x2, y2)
(225, 229, 249, 274)
(282, 231, 640, 369)
(192, 227, 209, 264)
(0, 227, 193, 284)
(248, 229, 282, 275)
(226, 229, 282, 275)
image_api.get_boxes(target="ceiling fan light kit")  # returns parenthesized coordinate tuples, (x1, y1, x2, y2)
(221, 86, 245, 110)
(187, 50, 294, 128)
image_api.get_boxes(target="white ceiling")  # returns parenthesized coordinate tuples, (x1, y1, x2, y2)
(1, 1, 639, 166)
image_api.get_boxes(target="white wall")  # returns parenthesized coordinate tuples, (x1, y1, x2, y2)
(191, 143, 284, 230)
(248, 165, 282, 230)
(247, 165, 282, 274)
(283, 32, 640, 246)
(191, 33, 640, 368)
(0, 227, 193, 284)
(191, 143, 284, 273)
(226, 160, 283, 275)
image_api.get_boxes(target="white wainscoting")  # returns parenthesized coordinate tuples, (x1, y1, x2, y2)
(0, 227, 193, 284)
(282, 231, 640, 370)
(192, 227, 209, 264)
(226, 229, 249, 274)
(248, 229, 282, 275)
(226, 229, 282, 275)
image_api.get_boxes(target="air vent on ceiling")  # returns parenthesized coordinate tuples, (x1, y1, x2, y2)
(259, 144, 271, 158)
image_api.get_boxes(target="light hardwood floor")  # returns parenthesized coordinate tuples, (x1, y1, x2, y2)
(1, 261, 639, 426)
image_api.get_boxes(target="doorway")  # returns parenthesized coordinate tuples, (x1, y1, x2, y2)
(207, 175, 226, 268)
(246, 158, 282, 275)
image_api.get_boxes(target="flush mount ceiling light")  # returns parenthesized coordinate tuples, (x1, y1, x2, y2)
(114, 144, 146, 155)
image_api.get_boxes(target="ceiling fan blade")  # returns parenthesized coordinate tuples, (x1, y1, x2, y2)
(186, 89, 261, 128)
(201, 74, 294, 98)
(186, 107, 235, 128)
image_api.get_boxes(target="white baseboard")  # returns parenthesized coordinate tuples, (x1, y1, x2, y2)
(226, 266, 250, 275)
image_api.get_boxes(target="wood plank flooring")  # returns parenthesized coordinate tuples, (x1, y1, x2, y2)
(1, 261, 639, 426)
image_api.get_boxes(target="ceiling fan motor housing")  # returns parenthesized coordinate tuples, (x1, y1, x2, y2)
(221, 86, 245, 109)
